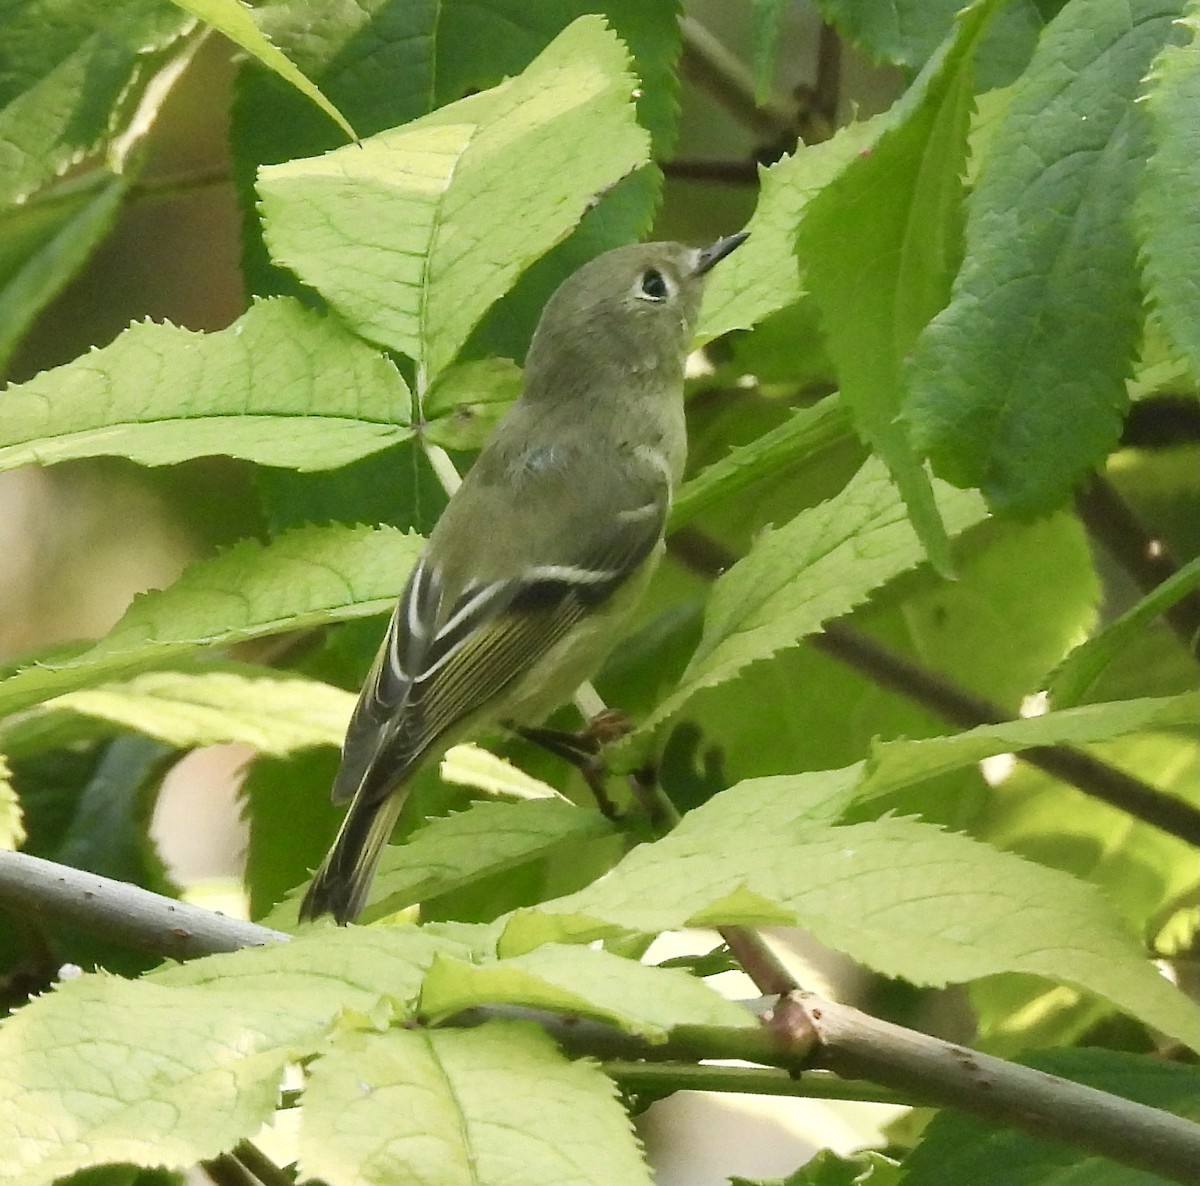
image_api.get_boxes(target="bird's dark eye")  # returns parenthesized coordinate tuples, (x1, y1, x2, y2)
(639, 268, 669, 301)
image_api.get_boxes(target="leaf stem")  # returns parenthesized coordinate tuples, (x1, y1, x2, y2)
(604, 1060, 910, 1105)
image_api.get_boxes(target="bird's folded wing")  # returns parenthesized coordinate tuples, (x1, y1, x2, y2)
(332, 484, 668, 806)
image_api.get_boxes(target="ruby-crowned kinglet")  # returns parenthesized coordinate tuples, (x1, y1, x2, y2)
(300, 232, 747, 924)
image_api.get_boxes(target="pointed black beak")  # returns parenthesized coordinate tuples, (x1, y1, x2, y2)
(693, 230, 749, 275)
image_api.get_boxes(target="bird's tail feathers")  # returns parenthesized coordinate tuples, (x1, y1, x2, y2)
(298, 788, 405, 925)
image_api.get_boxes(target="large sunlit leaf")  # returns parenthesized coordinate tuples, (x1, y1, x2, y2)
(299, 1022, 652, 1186)
(0, 928, 468, 1184)
(0, 525, 422, 718)
(257, 16, 649, 379)
(500, 766, 1200, 1051)
(796, 0, 999, 573)
(0, 298, 412, 474)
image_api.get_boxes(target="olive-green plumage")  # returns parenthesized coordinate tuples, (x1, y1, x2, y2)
(300, 233, 746, 924)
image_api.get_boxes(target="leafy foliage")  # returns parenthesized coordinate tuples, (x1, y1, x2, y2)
(0, 1, 1196, 1183)
(905, 0, 1182, 514)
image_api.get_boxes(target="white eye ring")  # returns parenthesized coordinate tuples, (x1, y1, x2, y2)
(636, 267, 670, 302)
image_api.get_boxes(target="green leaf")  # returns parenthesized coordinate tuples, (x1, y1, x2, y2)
(695, 117, 880, 344)
(1136, 4, 1200, 382)
(51, 733, 173, 889)
(0, 974, 285, 1181)
(0, 753, 22, 850)
(257, 16, 649, 378)
(0, 927, 466, 1184)
(645, 457, 987, 731)
(266, 797, 611, 929)
(1047, 557, 1200, 708)
(855, 692, 1200, 805)
(816, 0, 1046, 88)
(167, 0, 357, 141)
(905, 0, 1182, 514)
(0, 524, 423, 718)
(242, 748, 342, 921)
(501, 764, 1200, 1051)
(902, 1048, 1200, 1186)
(419, 943, 756, 1038)
(235, 1, 678, 340)
(40, 668, 354, 755)
(0, 3, 191, 207)
(667, 512, 1098, 795)
(0, 171, 130, 372)
(438, 743, 562, 801)
(670, 395, 854, 530)
(798, 0, 999, 574)
(0, 298, 411, 475)
(361, 799, 616, 924)
(886, 513, 1100, 714)
(299, 1021, 652, 1186)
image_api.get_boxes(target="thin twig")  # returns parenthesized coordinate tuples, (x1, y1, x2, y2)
(814, 621, 1200, 846)
(1075, 472, 1200, 657)
(794, 22, 841, 144)
(718, 926, 800, 997)
(663, 158, 761, 186)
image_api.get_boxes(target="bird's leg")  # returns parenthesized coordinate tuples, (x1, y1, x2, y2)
(510, 709, 633, 820)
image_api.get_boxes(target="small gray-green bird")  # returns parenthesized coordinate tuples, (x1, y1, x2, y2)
(300, 232, 747, 924)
